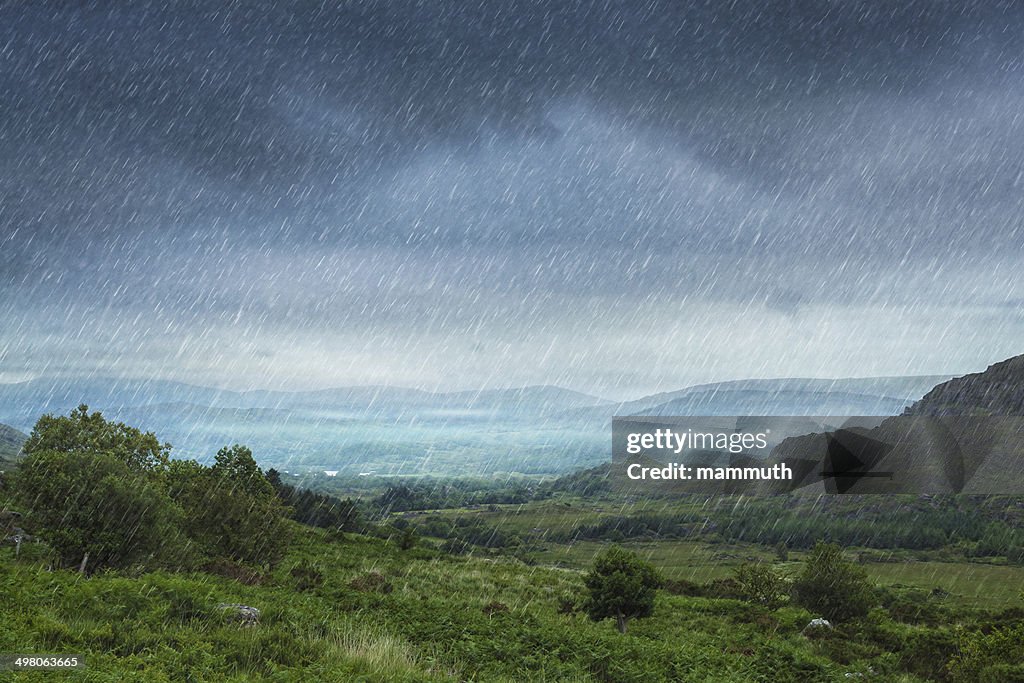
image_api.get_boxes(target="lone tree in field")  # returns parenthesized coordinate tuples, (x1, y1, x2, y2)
(791, 541, 874, 622)
(584, 545, 662, 634)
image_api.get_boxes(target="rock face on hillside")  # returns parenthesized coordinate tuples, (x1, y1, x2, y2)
(745, 354, 1024, 495)
(905, 355, 1024, 416)
(0, 423, 27, 469)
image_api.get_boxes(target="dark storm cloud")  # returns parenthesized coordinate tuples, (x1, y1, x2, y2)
(4, 2, 1020, 203)
(2, 1, 1023, 393)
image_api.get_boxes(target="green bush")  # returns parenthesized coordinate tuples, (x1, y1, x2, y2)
(733, 561, 788, 609)
(13, 406, 186, 573)
(880, 585, 948, 625)
(903, 628, 957, 681)
(949, 623, 1024, 682)
(168, 445, 292, 567)
(583, 545, 662, 634)
(791, 541, 875, 623)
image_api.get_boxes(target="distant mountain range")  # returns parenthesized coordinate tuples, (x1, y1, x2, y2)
(599, 376, 951, 418)
(0, 378, 611, 425)
(0, 370, 965, 475)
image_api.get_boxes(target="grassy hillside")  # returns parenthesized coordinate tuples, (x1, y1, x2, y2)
(2, 520, 1022, 681)
(0, 524, 822, 681)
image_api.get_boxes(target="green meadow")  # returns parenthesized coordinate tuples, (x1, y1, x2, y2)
(8, 522, 1023, 682)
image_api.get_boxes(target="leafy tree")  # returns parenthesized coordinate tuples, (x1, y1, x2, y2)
(169, 446, 291, 567)
(373, 484, 424, 513)
(166, 458, 211, 524)
(265, 467, 283, 488)
(213, 445, 273, 496)
(791, 541, 874, 622)
(583, 545, 662, 633)
(775, 542, 789, 562)
(15, 407, 179, 572)
(23, 404, 170, 472)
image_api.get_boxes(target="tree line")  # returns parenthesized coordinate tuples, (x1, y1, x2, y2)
(7, 405, 356, 574)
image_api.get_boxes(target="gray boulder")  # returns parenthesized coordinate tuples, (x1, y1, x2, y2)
(217, 603, 261, 627)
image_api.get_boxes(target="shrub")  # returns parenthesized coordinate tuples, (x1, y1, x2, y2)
(705, 577, 744, 599)
(791, 541, 874, 622)
(397, 526, 417, 551)
(879, 586, 948, 625)
(949, 623, 1024, 682)
(169, 446, 292, 567)
(733, 562, 788, 609)
(583, 545, 662, 634)
(903, 628, 957, 681)
(14, 406, 183, 573)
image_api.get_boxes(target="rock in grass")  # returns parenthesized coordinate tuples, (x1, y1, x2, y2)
(217, 603, 261, 627)
(802, 618, 833, 637)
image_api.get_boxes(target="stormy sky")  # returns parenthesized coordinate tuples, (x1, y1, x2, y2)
(2, 1, 1023, 398)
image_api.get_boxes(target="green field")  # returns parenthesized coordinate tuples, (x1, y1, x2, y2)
(4, 519, 1022, 681)
(399, 497, 1024, 610)
(866, 561, 1024, 609)
(4, 490, 1024, 681)
(528, 540, 1024, 609)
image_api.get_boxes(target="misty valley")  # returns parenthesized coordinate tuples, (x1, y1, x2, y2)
(0, 374, 950, 477)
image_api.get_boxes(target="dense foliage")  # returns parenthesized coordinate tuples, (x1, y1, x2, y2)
(14, 407, 290, 573)
(23, 405, 170, 472)
(556, 496, 1024, 563)
(15, 449, 181, 571)
(267, 469, 360, 532)
(168, 445, 292, 567)
(15, 406, 181, 572)
(733, 561, 789, 609)
(584, 545, 662, 633)
(370, 481, 539, 514)
(791, 542, 875, 623)
(299, 468, 1024, 566)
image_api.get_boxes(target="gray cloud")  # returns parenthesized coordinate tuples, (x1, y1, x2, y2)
(2, 1, 1023, 397)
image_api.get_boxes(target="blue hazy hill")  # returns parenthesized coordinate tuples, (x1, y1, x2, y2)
(0, 375, 949, 475)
